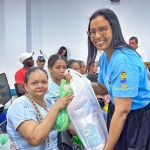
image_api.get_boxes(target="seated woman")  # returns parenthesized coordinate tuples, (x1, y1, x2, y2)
(6, 67, 73, 149)
(87, 61, 98, 82)
(67, 59, 81, 73)
(45, 54, 76, 149)
(78, 60, 87, 75)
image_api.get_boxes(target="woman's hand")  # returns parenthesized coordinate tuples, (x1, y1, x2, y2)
(64, 71, 72, 83)
(54, 94, 74, 111)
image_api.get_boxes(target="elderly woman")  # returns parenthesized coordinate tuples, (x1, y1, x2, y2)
(6, 67, 73, 149)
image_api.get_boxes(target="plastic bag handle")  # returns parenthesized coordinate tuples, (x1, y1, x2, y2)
(67, 69, 83, 78)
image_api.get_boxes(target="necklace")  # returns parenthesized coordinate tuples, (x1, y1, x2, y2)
(25, 93, 50, 146)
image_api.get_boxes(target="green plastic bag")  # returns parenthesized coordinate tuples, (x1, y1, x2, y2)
(54, 79, 73, 131)
(0, 134, 10, 150)
(72, 135, 83, 146)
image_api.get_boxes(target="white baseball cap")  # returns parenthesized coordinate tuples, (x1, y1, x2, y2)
(19, 52, 34, 63)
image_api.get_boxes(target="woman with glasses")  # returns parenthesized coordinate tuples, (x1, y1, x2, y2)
(7, 67, 73, 149)
(87, 8, 150, 150)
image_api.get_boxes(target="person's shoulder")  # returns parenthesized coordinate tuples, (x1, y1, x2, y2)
(111, 47, 132, 64)
(114, 47, 135, 58)
(8, 96, 30, 111)
(15, 68, 26, 75)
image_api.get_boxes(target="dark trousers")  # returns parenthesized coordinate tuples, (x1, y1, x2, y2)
(107, 102, 150, 150)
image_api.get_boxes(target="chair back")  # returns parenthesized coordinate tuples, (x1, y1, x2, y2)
(0, 120, 7, 133)
(14, 83, 23, 97)
(0, 73, 12, 105)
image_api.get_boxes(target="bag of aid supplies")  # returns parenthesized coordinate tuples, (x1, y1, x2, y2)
(66, 69, 108, 150)
(54, 79, 72, 131)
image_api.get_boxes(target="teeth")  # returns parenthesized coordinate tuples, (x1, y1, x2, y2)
(97, 41, 104, 44)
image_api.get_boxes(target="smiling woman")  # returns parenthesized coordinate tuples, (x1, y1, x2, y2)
(87, 8, 150, 150)
(6, 67, 73, 149)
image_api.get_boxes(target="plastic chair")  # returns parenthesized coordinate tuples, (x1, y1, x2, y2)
(0, 120, 7, 133)
(14, 83, 24, 97)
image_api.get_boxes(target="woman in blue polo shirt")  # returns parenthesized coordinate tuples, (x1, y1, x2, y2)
(87, 8, 150, 150)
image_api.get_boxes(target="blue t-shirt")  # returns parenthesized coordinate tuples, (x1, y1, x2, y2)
(6, 95, 58, 150)
(98, 48, 150, 110)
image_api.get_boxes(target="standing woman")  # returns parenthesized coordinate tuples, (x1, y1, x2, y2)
(57, 46, 68, 59)
(87, 8, 150, 150)
(7, 67, 73, 149)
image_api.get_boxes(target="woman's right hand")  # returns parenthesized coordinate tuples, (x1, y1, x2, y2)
(54, 94, 74, 111)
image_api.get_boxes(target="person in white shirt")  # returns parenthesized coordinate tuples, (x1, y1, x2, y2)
(129, 36, 150, 80)
(129, 36, 148, 62)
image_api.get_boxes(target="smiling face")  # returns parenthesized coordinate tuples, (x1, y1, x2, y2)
(89, 16, 113, 52)
(25, 70, 48, 99)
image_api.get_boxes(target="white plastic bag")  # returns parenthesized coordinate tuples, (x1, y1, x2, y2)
(66, 69, 108, 150)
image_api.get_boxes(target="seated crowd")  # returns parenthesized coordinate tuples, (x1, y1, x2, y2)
(5, 47, 101, 149)
(1, 42, 150, 149)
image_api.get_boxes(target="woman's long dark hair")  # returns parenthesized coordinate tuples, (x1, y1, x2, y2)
(86, 8, 131, 69)
(57, 46, 68, 58)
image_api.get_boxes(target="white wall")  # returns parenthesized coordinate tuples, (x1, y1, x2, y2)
(0, 0, 150, 88)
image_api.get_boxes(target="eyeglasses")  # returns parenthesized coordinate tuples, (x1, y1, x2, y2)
(87, 26, 108, 38)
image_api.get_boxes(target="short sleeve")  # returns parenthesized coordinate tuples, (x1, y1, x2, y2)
(7, 100, 37, 130)
(111, 63, 139, 97)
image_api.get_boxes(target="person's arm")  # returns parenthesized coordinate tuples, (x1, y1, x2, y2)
(18, 94, 73, 146)
(104, 97, 131, 150)
(92, 82, 108, 96)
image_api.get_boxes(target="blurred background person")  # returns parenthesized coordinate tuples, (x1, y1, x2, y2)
(36, 55, 46, 69)
(87, 61, 98, 82)
(57, 46, 68, 59)
(129, 36, 148, 63)
(78, 60, 87, 75)
(129, 36, 150, 81)
(15, 52, 34, 96)
(67, 59, 81, 73)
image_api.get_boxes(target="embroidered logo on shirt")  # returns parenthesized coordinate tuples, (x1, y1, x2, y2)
(120, 71, 127, 89)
